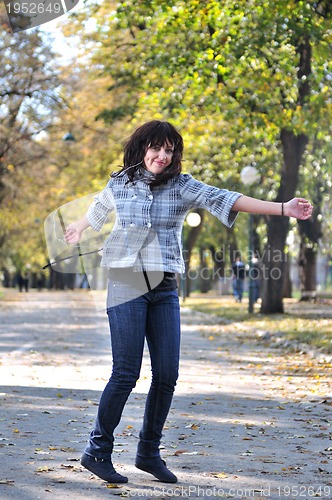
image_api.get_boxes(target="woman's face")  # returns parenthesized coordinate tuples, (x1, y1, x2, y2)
(143, 142, 174, 174)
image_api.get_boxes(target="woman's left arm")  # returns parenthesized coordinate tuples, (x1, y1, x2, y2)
(232, 196, 313, 220)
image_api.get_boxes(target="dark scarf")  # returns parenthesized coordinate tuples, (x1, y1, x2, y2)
(134, 166, 167, 187)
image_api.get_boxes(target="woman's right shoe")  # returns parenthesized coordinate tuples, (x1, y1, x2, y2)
(81, 453, 128, 483)
(135, 456, 177, 483)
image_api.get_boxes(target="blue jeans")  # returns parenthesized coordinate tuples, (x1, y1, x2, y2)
(233, 278, 244, 301)
(84, 288, 181, 460)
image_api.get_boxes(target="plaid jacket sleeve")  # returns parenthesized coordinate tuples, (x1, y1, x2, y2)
(179, 174, 242, 227)
(86, 180, 115, 231)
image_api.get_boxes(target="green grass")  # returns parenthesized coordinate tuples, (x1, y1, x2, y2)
(182, 293, 332, 353)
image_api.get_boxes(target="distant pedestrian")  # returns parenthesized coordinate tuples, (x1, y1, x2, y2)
(22, 272, 29, 292)
(232, 256, 246, 302)
(64, 120, 313, 485)
(17, 272, 24, 292)
(17, 271, 29, 292)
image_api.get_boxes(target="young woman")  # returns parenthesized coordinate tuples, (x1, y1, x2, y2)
(65, 120, 313, 484)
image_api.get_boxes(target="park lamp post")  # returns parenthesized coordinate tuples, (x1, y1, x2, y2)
(240, 165, 260, 313)
(181, 212, 202, 301)
(62, 132, 76, 142)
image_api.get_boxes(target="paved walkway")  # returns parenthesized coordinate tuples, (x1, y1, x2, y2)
(0, 290, 331, 499)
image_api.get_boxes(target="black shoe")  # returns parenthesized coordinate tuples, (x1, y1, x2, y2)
(135, 456, 177, 483)
(81, 453, 128, 483)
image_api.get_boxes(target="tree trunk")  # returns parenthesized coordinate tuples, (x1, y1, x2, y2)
(199, 247, 211, 293)
(210, 244, 226, 282)
(260, 216, 289, 313)
(283, 254, 293, 298)
(260, 132, 308, 313)
(297, 214, 322, 300)
(261, 34, 311, 313)
(298, 243, 317, 300)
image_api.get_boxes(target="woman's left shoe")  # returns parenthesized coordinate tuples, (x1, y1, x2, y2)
(135, 456, 177, 483)
(81, 453, 128, 483)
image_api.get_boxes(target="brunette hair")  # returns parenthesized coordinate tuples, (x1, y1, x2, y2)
(112, 120, 183, 184)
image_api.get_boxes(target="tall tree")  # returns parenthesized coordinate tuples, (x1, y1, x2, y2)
(0, 13, 67, 276)
(63, 0, 332, 311)
(0, 22, 63, 202)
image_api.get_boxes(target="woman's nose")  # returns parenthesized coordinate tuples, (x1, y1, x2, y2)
(158, 148, 167, 159)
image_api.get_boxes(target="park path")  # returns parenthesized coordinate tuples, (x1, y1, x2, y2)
(0, 290, 331, 500)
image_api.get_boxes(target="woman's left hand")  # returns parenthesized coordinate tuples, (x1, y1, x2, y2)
(284, 198, 313, 220)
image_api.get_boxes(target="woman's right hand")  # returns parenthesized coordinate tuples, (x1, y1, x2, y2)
(64, 222, 83, 245)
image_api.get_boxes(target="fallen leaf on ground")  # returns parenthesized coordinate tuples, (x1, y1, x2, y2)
(212, 472, 228, 479)
(185, 423, 200, 430)
(36, 466, 54, 473)
(174, 449, 188, 456)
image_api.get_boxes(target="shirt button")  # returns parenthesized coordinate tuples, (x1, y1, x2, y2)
(148, 194, 153, 200)
(146, 222, 152, 228)
(131, 194, 137, 199)
(130, 222, 136, 227)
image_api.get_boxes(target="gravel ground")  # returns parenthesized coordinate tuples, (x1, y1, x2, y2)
(0, 289, 331, 499)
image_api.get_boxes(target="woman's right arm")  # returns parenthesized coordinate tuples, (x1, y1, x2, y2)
(65, 182, 115, 244)
(65, 215, 90, 244)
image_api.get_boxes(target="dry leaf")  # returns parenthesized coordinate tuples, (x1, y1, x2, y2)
(36, 466, 54, 473)
(212, 472, 228, 479)
(185, 423, 200, 430)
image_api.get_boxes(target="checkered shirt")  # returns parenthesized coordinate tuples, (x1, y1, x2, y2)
(86, 173, 242, 273)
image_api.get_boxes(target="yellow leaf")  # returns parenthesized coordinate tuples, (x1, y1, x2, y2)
(36, 466, 53, 473)
(212, 472, 228, 479)
(13, 429, 19, 434)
